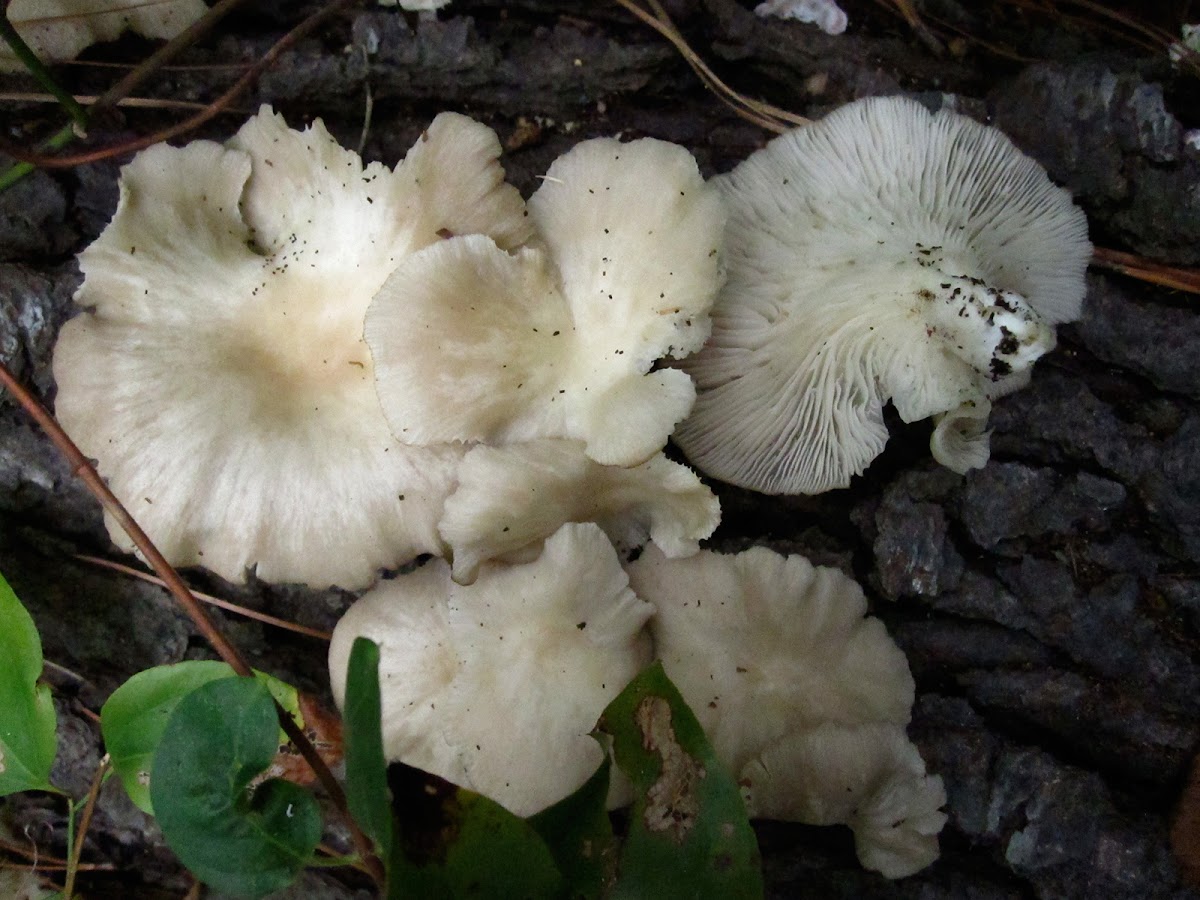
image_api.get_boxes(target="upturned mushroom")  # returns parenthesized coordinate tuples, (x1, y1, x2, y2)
(52, 107, 529, 589)
(674, 95, 1091, 494)
(327, 523, 653, 817)
(366, 135, 727, 467)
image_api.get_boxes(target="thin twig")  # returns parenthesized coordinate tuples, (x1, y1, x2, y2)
(0, 859, 113, 873)
(0, 0, 356, 169)
(0, 0, 255, 191)
(612, 0, 807, 134)
(874, 0, 945, 54)
(1092, 246, 1200, 295)
(90, 0, 252, 114)
(0, 92, 233, 112)
(0, 362, 385, 888)
(63, 756, 109, 900)
(59, 58, 251, 71)
(0, 364, 250, 673)
(76, 554, 333, 641)
(0, 835, 70, 866)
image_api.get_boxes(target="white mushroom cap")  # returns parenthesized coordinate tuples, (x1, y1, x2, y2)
(1, 0, 208, 70)
(327, 562, 462, 770)
(625, 545, 914, 777)
(675, 95, 1091, 494)
(366, 136, 726, 466)
(53, 107, 529, 589)
(438, 439, 720, 583)
(740, 724, 947, 879)
(328, 523, 653, 817)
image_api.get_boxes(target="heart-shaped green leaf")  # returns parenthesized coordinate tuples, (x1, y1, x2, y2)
(103, 660, 301, 814)
(151, 676, 321, 898)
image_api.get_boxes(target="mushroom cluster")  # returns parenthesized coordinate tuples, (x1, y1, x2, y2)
(53, 107, 527, 589)
(675, 95, 1091, 494)
(49, 93, 1104, 881)
(53, 107, 722, 589)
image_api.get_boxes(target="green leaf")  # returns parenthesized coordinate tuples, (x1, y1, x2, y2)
(340, 636, 562, 898)
(386, 765, 563, 899)
(150, 677, 322, 898)
(598, 662, 763, 900)
(528, 758, 615, 899)
(102, 661, 303, 815)
(102, 660, 235, 813)
(342, 637, 393, 854)
(0, 572, 58, 796)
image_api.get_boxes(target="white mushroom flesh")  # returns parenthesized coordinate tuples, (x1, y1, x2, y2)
(740, 723, 947, 879)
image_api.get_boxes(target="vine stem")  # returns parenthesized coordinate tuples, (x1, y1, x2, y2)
(63, 755, 109, 899)
(0, 361, 385, 887)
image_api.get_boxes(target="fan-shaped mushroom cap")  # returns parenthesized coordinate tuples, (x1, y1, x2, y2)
(1, 0, 208, 71)
(53, 107, 529, 589)
(439, 439, 720, 583)
(740, 724, 947, 879)
(675, 95, 1091, 494)
(327, 562, 461, 767)
(627, 544, 943, 876)
(366, 136, 726, 466)
(328, 523, 653, 817)
(625, 545, 914, 777)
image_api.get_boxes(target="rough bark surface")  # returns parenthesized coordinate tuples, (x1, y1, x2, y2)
(1, 1, 1198, 897)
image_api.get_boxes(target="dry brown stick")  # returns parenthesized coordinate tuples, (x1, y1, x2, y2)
(91, 0, 252, 115)
(874, 0, 945, 54)
(0, 835, 82, 868)
(0, 859, 113, 873)
(612, 0, 807, 133)
(0, 92, 233, 112)
(1, 0, 356, 168)
(0, 363, 251, 674)
(1092, 246, 1200, 295)
(0, 362, 384, 887)
(76, 554, 333, 641)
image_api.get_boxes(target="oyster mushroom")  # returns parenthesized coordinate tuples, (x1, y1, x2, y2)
(438, 438, 720, 584)
(741, 724, 947, 879)
(328, 523, 653, 816)
(52, 107, 529, 589)
(675, 95, 1091, 494)
(625, 544, 944, 878)
(366, 135, 727, 467)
